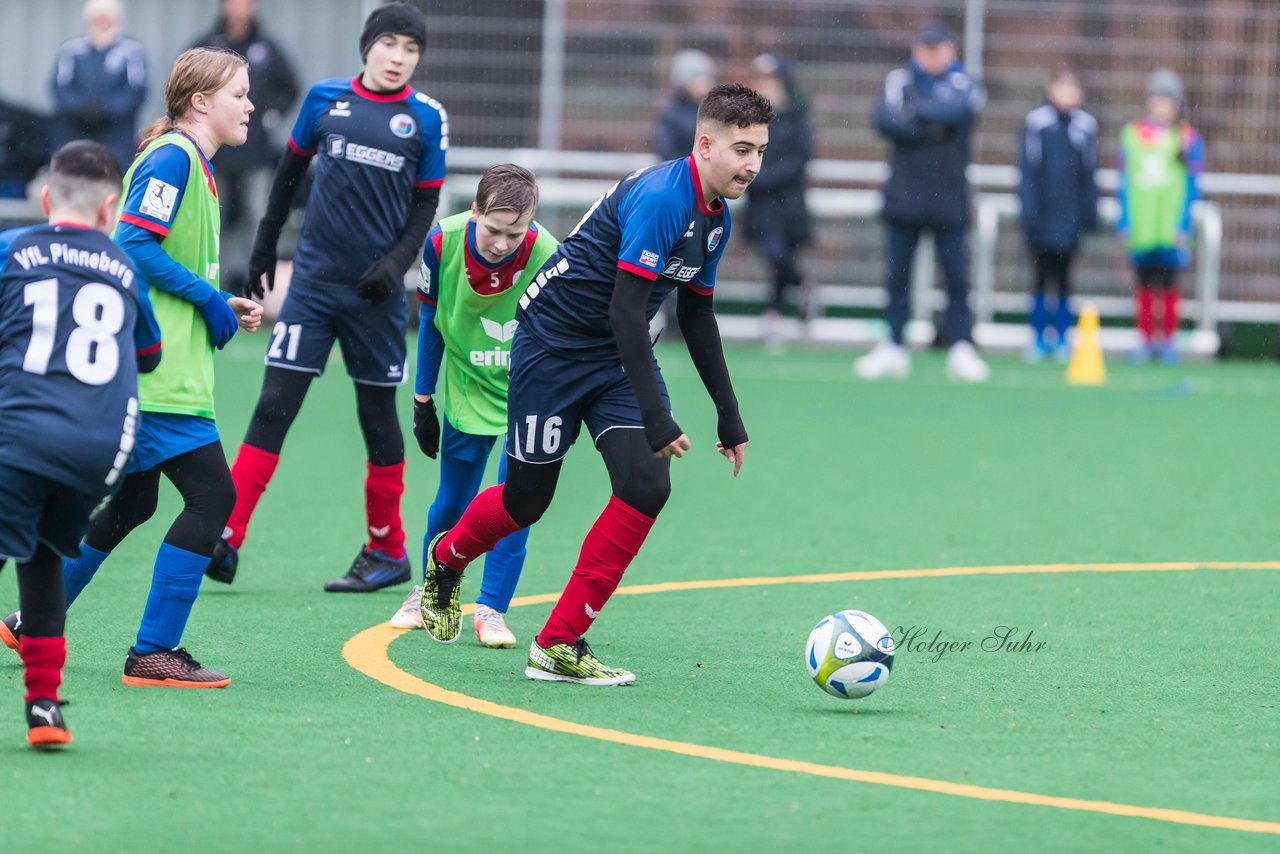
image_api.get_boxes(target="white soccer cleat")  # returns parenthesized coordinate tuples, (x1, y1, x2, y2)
(946, 340, 991, 383)
(389, 585, 425, 630)
(473, 604, 516, 649)
(854, 340, 911, 379)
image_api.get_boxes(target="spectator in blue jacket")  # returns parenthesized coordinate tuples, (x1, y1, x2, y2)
(744, 53, 814, 351)
(50, 0, 148, 172)
(855, 21, 989, 382)
(1017, 69, 1099, 361)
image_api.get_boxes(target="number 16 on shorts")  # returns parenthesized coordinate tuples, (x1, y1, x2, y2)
(518, 414, 564, 460)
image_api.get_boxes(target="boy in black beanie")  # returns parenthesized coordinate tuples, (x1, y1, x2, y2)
(211, 0, 448, 592)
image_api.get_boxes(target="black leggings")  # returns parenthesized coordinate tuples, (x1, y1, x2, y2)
(1136, 264, 1177, 289)
(17, 543, 65, 637)
(84, 441, 235, 558)
(1034, 250, 1074, 301)
(759, 231, 804, 312)
(500, 428, 673, 526)
(243, 366, 403, 466)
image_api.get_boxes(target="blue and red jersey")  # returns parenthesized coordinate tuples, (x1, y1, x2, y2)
(0, 223, 161, 493)
(517, 155, 730, 359)
(288, 76, 448, 288)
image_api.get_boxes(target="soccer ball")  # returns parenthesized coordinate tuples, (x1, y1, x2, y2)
(805, 610, 895, 699)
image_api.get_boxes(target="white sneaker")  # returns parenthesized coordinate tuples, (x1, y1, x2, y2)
(761, 309, 785, 354)
(946, 341, 991, 383)
(853, 341, 911, 379)
(473, 604, 516, 649)
(389, 585, 424, 629)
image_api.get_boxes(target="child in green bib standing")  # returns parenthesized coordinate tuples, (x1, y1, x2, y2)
(389, 164, 558, 648)
(1117, 69, 1204, 363)
(49, 48, 263, 688)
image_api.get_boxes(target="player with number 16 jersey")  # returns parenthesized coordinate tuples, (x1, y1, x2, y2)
(417, 85, 772, 687)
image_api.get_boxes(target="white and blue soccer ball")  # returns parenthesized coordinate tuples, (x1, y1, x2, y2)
(805, 610, 895, 699)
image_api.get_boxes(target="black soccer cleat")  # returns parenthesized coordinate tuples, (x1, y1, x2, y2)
(204, 538, 239, 585)
(1, 611, 21, 652)
(323, 547, 412, 592)
(26, 698, 72, 748)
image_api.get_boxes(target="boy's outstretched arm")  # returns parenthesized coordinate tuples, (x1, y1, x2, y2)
(676, 285, 748, 476)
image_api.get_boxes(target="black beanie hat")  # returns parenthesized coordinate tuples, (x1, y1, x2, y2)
(360, 2, 427, 61)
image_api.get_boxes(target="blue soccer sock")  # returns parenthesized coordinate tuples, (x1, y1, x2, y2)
(1054, 297, 1074, 344)
(63, 543, 111, 608)
(134, 542, 208, 654)
(477, 526, 530, 613)
(1030, 292, 1048, 346)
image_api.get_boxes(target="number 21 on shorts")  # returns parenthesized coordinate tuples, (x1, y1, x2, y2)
(268, 321, 302, 361)
(523, 414, 562, 456)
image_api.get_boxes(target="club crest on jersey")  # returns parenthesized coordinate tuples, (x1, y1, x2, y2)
(707, 226, 724, 252)
(390, 114, 417, 138)
(327, 135, 347, 157)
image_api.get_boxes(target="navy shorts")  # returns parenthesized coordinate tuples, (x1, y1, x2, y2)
(0, 465, 104, 561)
(266, 280, 407, 386)
(505, 330, 669, 464)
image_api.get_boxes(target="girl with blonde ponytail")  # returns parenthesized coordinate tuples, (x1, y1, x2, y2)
(48, 47, 265, 688)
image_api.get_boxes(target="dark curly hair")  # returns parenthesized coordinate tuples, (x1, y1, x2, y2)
(696, 83, 775, 130)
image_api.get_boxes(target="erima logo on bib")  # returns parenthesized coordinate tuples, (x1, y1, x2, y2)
(481, 317, 518, 343)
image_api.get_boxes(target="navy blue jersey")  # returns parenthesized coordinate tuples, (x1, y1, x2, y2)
(517, 156, 730, 359)
(0, 224, 162, 493)
(289, 76, 447, 288)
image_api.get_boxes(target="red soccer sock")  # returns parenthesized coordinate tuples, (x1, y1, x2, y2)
(226, 444, 280, 548)
(1161, 288, 1181, 340)
(537, 496, 656, 648)
(20, 635, 66, 703)
(366, 461, 406, 558)
(1135, 287, 1156, 342)
(435, 483, 524, 571)
(435, 484, 522, 572)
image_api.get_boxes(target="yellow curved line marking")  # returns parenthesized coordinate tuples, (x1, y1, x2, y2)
(343, 561, 1280, 836)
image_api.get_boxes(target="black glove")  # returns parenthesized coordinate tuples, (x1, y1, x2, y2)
(413, 397, 440, 459)
(357, 256, 403, 304)
(245, 237, 278, 301)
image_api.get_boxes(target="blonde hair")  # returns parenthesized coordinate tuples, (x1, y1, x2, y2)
(136, 47, 247, 154)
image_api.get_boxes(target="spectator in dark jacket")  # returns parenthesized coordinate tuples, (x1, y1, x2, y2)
(1018, 69, 1098, 361)
(744, 54, 814, 351)
(191, 0, 300, 296)
(50, 0, 148, 172)
(0, 99, 51, 202)
(855, 21, 989, 383)
(653, 49, 716, 163)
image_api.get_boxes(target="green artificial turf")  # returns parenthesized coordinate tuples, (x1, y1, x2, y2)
(3, 337, 1278, 852)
